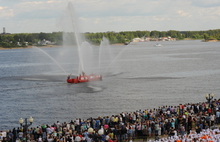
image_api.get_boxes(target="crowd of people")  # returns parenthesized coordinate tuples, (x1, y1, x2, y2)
(1, 98, 220, 142)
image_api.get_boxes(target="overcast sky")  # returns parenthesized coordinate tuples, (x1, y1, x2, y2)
(0, 0, 220, 33)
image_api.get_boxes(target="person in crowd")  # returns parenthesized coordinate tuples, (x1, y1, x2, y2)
(142, 126, 148, 141)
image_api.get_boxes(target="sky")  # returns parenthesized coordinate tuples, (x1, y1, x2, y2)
(0, 0, 220, 33)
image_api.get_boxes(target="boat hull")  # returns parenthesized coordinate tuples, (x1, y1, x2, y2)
(67, 74, 102, 83)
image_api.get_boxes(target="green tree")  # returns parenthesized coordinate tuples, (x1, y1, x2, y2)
(39, 32, 47, 40)
(150, 30, 160, 38)
(203, 33, 209, 41)
(159, 31, 167, 37)
(0, 42, 11, 48)
(26, 34, 34, 42)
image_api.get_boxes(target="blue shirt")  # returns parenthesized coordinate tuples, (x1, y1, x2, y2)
(216, 111, 220, 117)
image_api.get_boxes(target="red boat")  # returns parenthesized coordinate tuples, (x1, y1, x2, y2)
(67, 73, 102, 83)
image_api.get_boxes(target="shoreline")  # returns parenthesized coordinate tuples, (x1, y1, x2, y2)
(0, 45, 63, 50)
(0, 43, 125, 50)
(0, 39, 218, 50)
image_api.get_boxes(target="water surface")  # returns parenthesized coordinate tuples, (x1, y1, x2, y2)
(0, 40, 220, 130)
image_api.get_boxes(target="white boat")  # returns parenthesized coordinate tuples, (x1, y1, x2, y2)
(155, 43, 162, 47)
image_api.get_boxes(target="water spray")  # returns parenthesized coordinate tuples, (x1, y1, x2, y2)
(67, 2, 84, 75)
(103, 45, 127, 74)
(32, 46, 67, 74)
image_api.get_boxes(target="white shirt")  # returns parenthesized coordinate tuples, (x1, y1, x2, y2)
(75, 136, 81, 142)
(105, 135, 110, 140)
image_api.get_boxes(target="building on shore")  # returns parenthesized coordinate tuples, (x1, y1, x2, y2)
(0, 27, 10, 35)
(132, 36, 176, 42)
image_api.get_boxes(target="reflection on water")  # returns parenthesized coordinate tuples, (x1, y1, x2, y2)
(0, 40, 220, 130)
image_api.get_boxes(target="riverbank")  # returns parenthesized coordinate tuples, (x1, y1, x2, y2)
(2, 39, 219, 50)
(0, 45, 63, 50)
(1, 97, 220, 142)
(202, 39, 219, 42)
(0, 43, 125, 50)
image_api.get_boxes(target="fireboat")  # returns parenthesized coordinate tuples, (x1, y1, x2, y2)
(66, 72, 102, 83)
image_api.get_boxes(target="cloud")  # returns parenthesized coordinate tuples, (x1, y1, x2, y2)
(13, 0, 66, 12)
(1, 0, 220, 33)
(177, 11, 192, 17)
(7, 0, 67, 21)
(71, 0, 168, 17)
(153, 16, 165, 21)
(191, 0, 220, 7)
(0, 6, 14, 19)
(94, 18, 100, 24)
(3, 18, 58, 33)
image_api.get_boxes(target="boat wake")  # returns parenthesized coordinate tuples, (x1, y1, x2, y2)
(124, 76, 182, 80)
(104, 72, 123, 77)
(88, 85, 103, 92)
(22, 78, 48, 81)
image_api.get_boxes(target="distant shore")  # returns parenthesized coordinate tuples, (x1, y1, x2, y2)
(0, 43, 127, 50)
(0, 39, 218, 50)
(0, 45, 61, 50)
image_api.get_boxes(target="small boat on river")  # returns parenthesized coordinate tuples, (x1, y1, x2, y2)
(67, 73, 102, 83)
(155, 43, 162, 47)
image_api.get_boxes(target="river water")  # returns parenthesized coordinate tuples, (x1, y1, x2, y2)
(0, 40, 219, 130)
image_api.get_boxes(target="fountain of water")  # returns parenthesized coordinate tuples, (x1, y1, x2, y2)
(25, 2, 123, 84)
(60, 3, 104, 75)
(67, 3, 85, 75)
(32, 46, 67, 74)
(81, 41, 97, 75)
(60, 2, 124, 79)
(59, 2, 88, 76)
(103, 44, 127, 74)
(99, 37, 114, 74)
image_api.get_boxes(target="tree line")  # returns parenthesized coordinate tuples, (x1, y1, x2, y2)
(0, 29, 220, 48)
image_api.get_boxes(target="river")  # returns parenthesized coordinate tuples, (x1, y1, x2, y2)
(0, 40, 219, 130)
